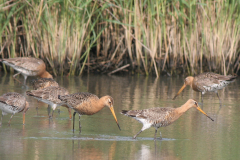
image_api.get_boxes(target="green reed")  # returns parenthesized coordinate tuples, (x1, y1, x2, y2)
(0, 0, 240, 76)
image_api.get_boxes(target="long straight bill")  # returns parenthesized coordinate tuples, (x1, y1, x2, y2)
(172, 84, 186, 100)
(109, 106, 121, 130)
(196, 106, 214, 121)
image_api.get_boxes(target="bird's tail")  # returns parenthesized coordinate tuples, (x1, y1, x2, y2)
(121, 110, 129, 115)
(26, 91, 33, 96)
(121, 110, 138, 117)
(227, 75, 237, 82)
(58, 95, 69, 101)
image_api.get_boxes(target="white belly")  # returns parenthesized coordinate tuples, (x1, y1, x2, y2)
(203, 81, 231, 93)
(0, 103, 19, 115)
(3, 61, 39, 76)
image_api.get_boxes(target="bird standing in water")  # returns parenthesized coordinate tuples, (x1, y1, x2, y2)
(121, 99, 214, 140)
(1, 57, 53, 85)
(26, 86, 72, 119)
(0, 92, 29, 126)
(59, 92, 121, 133)
(172, 72, 237, 103)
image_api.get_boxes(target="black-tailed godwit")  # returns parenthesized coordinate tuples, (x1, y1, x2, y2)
(1, 57, 53, 85)
(121, 99, 214, 140)
(26, 86, 72, 119)
(0, 92, 29, 126)
(58, 92, 121, 133)
(31, 78, 59, 90)
(173, 72, 237, 103)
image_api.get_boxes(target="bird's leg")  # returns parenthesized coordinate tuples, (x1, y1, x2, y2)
(47, 105, 52, 118)
(133, 130, 142, 139)
(73, 112, 76, 133)
(0, 114, 3, 127)
(201, 93, 203, 104)
(67, 108, 72, 120)
(155, 130, 158, 140)
(79, 114, 81, 133)
(13, 72, 22, 84)
(216, 92, 222, 105)
(8, 114, 14, 126)
(23, 75, 28, 86)
(22, 112, 26, 125)
(36, 106, 38, 116)
(58, 108, 61, 114)
(159, 131, 162, 140)
(51, 110, 54, 118)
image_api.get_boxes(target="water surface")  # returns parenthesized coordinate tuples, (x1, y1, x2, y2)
(0, 74, 239, 160)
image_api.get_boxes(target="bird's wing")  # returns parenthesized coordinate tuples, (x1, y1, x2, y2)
(0, 92, 26, 109)
(3, 58, 45, 71)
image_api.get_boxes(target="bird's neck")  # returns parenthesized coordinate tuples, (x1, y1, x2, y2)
(89, 99, 106, 115)
(175, 103, 192, 115)
(39, 71, 52, 78)
(187, 76, 195, 89)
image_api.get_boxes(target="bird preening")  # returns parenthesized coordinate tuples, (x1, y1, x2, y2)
(121, 99, 214, 140)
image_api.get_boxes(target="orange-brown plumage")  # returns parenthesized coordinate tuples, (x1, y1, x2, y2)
(1, 57, 52, 85)
(173, 72, 237, 103)
(59, 92, 121, 132)
(121, 99, 214, 140)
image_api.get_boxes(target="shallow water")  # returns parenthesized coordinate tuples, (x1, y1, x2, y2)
(0, 73, 239, 160)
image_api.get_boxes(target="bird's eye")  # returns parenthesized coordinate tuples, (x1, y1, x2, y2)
(194, 101, 197, 105)
(108, 99, 111, 104)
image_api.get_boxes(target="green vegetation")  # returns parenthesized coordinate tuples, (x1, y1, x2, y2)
(1, 0, 240, 76)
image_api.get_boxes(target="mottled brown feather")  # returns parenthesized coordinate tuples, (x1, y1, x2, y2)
(31, 78, 59, 90)
(26, 86, 69, 104)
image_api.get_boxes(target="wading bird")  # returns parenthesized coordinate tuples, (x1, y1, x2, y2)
(0, 57, 53, 85)
(0, 92, 29, 126)
(58, 92, 121, 133)
(26, 86, 72, 119)
(31, 78, 59, 90)
(172, 72, 237, 103)
(121, 99, 214, 140)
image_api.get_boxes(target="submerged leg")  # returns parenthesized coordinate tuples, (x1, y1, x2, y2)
(73, 112, 76, 132)
(133, 130, 142, 139)
(51, 110, 55, 118)
(154, 128, 158, 140)
(159, 131, 162, 140)
(23, 75, 28, 86)
(0, 114, 3, 126)
(58, 108, 61, 114)
(23, 112, 26, 125)
(8, 114, 14, 126)
(13, 72, 22, 84)
(216, 92, 222, 104)
(36, 106, 38, 116)
(47, 105, 52, 118)
(79, 114, 81, 133)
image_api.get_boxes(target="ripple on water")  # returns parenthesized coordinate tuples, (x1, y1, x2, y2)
(22, 134, 179, 141)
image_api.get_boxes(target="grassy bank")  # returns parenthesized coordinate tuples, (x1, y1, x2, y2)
(1, 0, 240, 77)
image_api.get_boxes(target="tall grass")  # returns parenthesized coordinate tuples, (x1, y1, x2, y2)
(1, 0, 240, 76)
